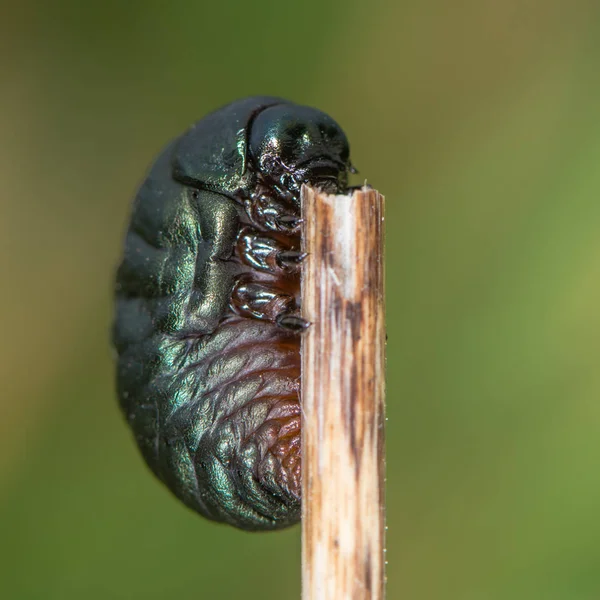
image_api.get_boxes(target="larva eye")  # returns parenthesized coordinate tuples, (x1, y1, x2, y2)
(113, 96, 351, 531)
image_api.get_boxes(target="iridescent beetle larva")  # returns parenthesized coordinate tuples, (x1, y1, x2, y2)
(113, 96, 353, 530)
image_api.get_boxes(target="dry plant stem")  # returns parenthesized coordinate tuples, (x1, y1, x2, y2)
(301, 185, 386, 600)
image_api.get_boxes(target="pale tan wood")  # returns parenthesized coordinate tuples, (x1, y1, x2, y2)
(301, 185, 386, 600)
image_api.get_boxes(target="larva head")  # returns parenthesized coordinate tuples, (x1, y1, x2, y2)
(249, 104, 351, 197)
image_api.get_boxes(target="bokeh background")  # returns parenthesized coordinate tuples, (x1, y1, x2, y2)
(1, 1, 599, 598)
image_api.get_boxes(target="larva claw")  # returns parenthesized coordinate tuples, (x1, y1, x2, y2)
(275, 313, 310, 333)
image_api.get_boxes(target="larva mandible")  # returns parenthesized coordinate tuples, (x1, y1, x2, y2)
(113, 96, 353, 530)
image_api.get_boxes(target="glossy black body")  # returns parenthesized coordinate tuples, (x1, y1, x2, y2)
(113, 96, 351, 530)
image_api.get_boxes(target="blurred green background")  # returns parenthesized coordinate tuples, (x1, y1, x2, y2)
(1, 1, 599, 598)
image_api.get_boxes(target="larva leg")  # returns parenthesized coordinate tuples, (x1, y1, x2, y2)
(237, 226, 306, 274)
(243, 194, 301, 234)
(229, 277, 308, 331)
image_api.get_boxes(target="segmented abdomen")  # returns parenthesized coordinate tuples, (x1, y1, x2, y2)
(114, 141, 301, 530)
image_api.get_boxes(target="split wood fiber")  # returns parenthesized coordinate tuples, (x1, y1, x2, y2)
(301, 185, 386, 600)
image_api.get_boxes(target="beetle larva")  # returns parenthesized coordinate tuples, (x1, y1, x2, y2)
(113, 96, 353, 530)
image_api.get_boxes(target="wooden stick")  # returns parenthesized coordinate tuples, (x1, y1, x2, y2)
(301, 185, 386, 600)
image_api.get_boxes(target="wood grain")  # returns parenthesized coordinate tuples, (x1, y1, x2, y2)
(301, 185, 386, 600)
